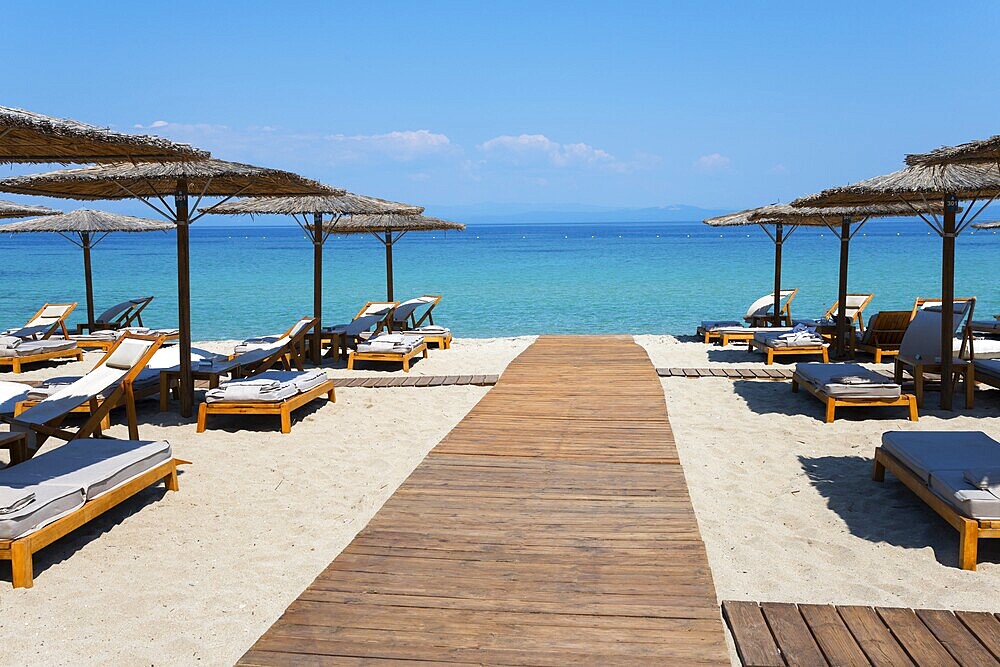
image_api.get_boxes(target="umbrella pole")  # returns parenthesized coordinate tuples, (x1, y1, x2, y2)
(81, 231, 96, 329)
(772, 223, 783, 326)
(940, 195, 958, 410)
(175, 178, 194, 418)
(835, 215, 851, 359)
(312, 212, 323, 365)
(385, 230, 394, 302)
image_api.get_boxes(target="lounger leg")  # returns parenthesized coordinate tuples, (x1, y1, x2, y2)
(703, 332, 710, 344)
(159, 375, 171, 412)
(196, 403, 208, 433)
(965, 367, 975, 410)
(791, 379, 799, 393)
(327, 386, 336, 403)
(821, 348, 829, 363)
(12, 359, 20, 374)
(875, 350, 882, 364)
(958, 520, 979, 571)
(422, 348, 428, 359)
(913, 367, 924, 407)
(872, 456, 886, 482)
(347, 354, 354, 370)
(126, 397, 139, 441)
(907, 396, 919, 422)
(765, 350, 774, 365)
(824, 399, 836, 424)
(10, 540, 33, 589)
(402, 357, 410, 372)
(163, 464, 179, 492)
(280, 406, 291, 434)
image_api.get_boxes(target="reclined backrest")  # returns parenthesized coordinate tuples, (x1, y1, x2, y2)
(899, 300, 975, 362)
(745, 290, 797, 318)
(860, 310, 910, 346)
(23, 303, 77, 338)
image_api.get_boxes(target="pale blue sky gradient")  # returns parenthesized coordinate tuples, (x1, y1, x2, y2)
(6, 1, 1000, 212)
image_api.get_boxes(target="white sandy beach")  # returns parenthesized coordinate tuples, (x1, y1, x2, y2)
(0, 336, 534, 665)
(637, 334, 1000, 611)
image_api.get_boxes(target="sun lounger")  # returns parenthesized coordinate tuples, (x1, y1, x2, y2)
(855, 310, 910, 363)
(233, 317, 315, 370)
(76, 296, 155, 334)
(391, 295, 442, 330)
(198, 369, 335, 434)
(748, 326, 829, 364)
(349, 333, 428, 372)
(2, 303, 77, 341)
(791, 363, 916, 422)
(322, 312, 392, 360)
(0, 381, 30, 414)
(697, 324, 792, 346)
(972, 358, 1000, 395)
(5, 334, 164, 456)
(408, 324, 453, 349)
(894, 301, 975, 408)
(697, 290, 798, 342)
(159, 318, 316, 411)
(873, 430, 1000, 570)
(0, 437, 187, 588)
(0, 338, 83, 374)
(793, 293, 874, 329)
(70, 326, 180, 352)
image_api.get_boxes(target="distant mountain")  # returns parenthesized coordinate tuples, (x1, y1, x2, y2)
(422, 203, 735, 224)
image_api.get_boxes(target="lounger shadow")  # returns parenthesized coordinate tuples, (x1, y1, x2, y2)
(799, 455, 1000, 568)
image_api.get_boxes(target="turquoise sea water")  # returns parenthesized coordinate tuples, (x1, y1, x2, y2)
(0, 221, 997, 340)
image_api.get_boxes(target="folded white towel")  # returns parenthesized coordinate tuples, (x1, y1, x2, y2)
(0, 335, 22, 350)
(830, 375, 878, 385)
(220, 382, 282, 402)
(0, 488, 35, 515)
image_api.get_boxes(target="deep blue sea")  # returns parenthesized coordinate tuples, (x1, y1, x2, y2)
(0, 221, 997, 339)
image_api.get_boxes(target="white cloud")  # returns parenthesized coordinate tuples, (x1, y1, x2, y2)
(694, 153, 732, 172)
(769, 163, 788, 174)
(324, 129, 454, 162)
(479, 134, 617, 168)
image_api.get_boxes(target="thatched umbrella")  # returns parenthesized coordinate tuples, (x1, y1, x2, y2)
(0, 159, 339, 416)
(906, 136, 1000, 167)
(316, 214, 466, 301)
(0, 106, 207, 163)
(971, 220, 1000, 229)
(203, 193, 423, 362)
(0, 200, 60, 218)
(0, 209, 174, 327)
(793, 162, 1000, 409)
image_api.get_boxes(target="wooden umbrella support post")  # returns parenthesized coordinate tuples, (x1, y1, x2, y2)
(834, 214, 852, 359)
(940, 194, 958, 410)
(772, 222, 783, 327)
(312, 212, 324, 364)
(174, 177, 194, 417)
(384, 229, 394, 301)
(80, 231, 95, 326)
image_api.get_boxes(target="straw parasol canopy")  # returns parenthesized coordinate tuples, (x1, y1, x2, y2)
(316, 214, 466, 301)
(792, 161, 1000, 409)
(971, 220, 1000, 229)
(0, 199, 60, 219)
(203, 193, 424, 363)
(0, 106, 208, 163)
(0, 209, 174, 327)
(906, 136, 1000, 167)
(0, 159, 338, 417)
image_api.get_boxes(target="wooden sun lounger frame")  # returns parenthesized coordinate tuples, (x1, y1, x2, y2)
(747, 338, 829, 365)
(197, 379, 336, 434)
(791, 370, 917, 423)
(348, 341, 429, 372)
(746, 289, 798, 327)
(419, 330, 453, 349)
(393, 294, 442, 330)
(17, 302, 77, 340)
(873, 447, 999, 571)
(895, 298, 977, 409)
(3, 334, 166, 455)
(856, 310, 911, 363)
(73, 329, 179, 352)
(320, 303, 398, 360)
(0, 456, 189, 588)
(77, 296, 154, 334)
(0, 344, 83, 374)
(808, 293, 874, 331)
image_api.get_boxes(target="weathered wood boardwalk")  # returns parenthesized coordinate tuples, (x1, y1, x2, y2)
(724, 600, 1000, 666)
(239, 335, 729, 665)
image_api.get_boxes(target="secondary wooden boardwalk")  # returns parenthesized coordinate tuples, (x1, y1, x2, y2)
(239, 335, 729, 665)
(724, 600, 1000, 666)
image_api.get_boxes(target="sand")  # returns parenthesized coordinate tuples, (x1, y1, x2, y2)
(0, 336, 533, 665)
(636, 334, 1000, 613)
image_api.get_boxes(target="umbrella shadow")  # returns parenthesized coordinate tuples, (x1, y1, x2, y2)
(191, 397, 334, 436)
(705, 348, 762, 364)
(799, 454, 1000, 568)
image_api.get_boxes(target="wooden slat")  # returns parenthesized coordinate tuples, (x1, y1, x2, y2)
(798, 604, 870, 667)
(239, 336, 729, 665)
(838, 606, 915, 667)
(916, 609, 999, 667)
(721, 601, 784, 666)
(760, 602, 827, 666)
(956, 611, 1000, 660)
(877, 607, 960, 667)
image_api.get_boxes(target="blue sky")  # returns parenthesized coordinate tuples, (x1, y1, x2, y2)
(6, 1, 1000, 212)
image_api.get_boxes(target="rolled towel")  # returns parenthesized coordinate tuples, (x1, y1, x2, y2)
(964, 469, 1000, 494)
(0, 487, 35, 515)
(219, 381, 282, 402)
(414, 325, 450, 334)
(0, 335, 22, 350)
(830, 375, 879, 385)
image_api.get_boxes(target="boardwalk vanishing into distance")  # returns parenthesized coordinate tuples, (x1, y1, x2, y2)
(239, 335, 730, 665)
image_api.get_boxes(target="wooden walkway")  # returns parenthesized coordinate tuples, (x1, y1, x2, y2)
(333, 374, 499, 388)
(724, 600, 1000, 666)
(239, 335, 729, 665)
(657, 367, 897, 381)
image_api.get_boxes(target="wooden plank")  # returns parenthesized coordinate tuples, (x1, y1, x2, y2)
(877, 607, 959, 667)
(916, 609, 999, 667)
(760, 602, 827, 666)
(955, 611, 1000, 660)
(838, 606, 915, 667)
(237, 336, 729, 665)
(721, 601, 784, 666)
(798, 604, 870, 666)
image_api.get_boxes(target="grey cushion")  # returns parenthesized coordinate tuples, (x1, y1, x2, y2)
(795, 363, 901, 399)
(4, 439, 172, 501)
(0, 340, 76, 358)
(880, 431, 1000, 483)
(698, 320, 741, 332)
(928, 470, 1000, 520)
(0, 483, 84, 541)
(103, 339, 151, 371)
(975, 359, 1000, 381)
(971, 319, 1000, 333)
(754, 331, 827, 349)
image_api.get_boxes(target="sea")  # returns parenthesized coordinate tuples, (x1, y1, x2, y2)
(1, 220, 997, 340)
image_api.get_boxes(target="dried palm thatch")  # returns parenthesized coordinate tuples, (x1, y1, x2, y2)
(0, 209, 174, 233)
(0, 106, 208, 163)
(792, 163, 1000, 208)
(971, 220, 1000, 229)
(321, 213, 465, 234)
(0, 159, 340, 200)
(906, 136, 1000, 167)
(705, 203, 943, 227)
(0, 199, 60, 219)
(204, 193, 422, 216)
